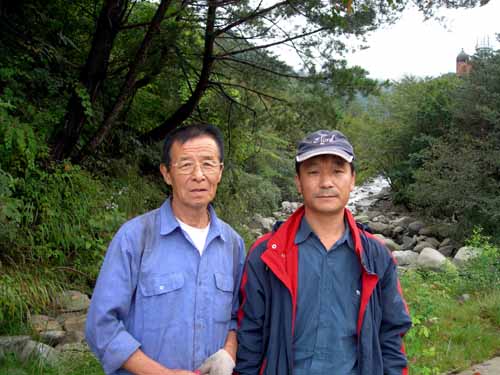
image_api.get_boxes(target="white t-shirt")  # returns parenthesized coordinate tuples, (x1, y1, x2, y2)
(177, 218, 210, 255)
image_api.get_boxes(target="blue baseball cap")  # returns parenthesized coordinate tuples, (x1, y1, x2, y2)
(296, 130, 355, 163)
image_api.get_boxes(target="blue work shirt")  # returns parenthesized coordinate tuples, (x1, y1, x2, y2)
(85, 198, 246, 375)
(293, 217, 361, 375)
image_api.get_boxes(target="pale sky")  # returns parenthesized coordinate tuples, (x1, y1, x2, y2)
(273, 1, 500, 81)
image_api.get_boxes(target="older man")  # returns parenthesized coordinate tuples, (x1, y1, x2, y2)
(236, 130, 412, 375)
(86, 124, 245, 375)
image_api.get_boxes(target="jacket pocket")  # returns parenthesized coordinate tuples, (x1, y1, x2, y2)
(213, 272, 233, 322)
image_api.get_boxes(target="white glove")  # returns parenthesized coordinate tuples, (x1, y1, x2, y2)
(198, 349, 235, 375)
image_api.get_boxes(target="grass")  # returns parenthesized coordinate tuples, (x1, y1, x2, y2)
(0, 351, 103, 375)
(401, 271, 500, 375)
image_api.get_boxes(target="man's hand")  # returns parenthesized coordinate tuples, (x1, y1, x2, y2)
(197, 349, 235, 375)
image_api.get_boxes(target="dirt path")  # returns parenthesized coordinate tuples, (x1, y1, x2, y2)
(448, 357, 500, 374)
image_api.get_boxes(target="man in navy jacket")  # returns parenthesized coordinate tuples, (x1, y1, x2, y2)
(236, 130, 412, 375)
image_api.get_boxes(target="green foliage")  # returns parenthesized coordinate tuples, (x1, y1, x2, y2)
(0, 168, 23, 246)
(409, 134, 500, 239)
(402, 270, 500, 373)
(0, 350, 103, 375)
(0, 267, 64, 335)
(0, 105, 39, 175)
(400, 228, 500, 374)
(457, 227, 500, 293)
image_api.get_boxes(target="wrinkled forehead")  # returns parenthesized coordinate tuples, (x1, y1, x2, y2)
(172, 136, 221, 159)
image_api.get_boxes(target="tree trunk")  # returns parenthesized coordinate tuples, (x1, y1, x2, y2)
(76, 0, 173, 161)
(140, 2, 217, 144)
(51, 0, 128, 161)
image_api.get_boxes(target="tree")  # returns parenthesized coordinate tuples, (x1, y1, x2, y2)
(51, 0, 131, 161)
(46, 0, 490, 161)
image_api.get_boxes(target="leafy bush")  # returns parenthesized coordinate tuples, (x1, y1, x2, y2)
(409, 134, 500, 241)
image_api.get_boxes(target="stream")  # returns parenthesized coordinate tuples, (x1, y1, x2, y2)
(347, 175, 391, 215)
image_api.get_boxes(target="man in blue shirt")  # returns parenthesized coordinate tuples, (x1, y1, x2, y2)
(86, 124, 246, 375)
(236, 130, 412, 375)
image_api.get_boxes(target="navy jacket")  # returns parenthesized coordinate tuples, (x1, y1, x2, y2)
(236, 206, 412, 375)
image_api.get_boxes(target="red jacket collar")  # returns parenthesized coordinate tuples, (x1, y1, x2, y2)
(263, 206, 364, 262)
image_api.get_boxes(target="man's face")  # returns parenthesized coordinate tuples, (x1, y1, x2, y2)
(160, 135, 223, 211)
(295, 155, 355, 217)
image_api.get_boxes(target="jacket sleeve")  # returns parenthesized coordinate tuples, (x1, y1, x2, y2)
(379, 258, 412, 375)
(235, 247, 268, 375)
(85, 227, 142, 374)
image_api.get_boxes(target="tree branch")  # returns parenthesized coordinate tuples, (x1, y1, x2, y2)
(216, 26, 327, 57)
(217, 56, 305, 79)
(209, 80, 287, 102)
(214, 0, 288, 36)
(209, 82, 257, 116)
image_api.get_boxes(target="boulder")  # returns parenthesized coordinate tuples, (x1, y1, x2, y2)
(369, 222, 392, 237)
(62, 314, 87, 333)
(408, 221, 425, 235)
(392, 226, 405, 237)
(374, 234, 400, 252)
(59, 330, 85, 345)
(417, 248, 448, 271)
(30, 315, 62, 333)
(418, 226, 435, 236)
(354, 214, 370, 224)
(413, 242, 434, 253)
(0, 336, 31, 354)
(400, 235, 417, 251)
(55, 342, 89, 353)
(39, 330, 66, 346)
(249, 214, 274, 232)
(19, 340, 59, 366)
(366, 210, 382, 220)
(371, 215, 389, 223)
(440, 238, 453, 247)
(453, 246, 482, 267)
(437, 245, 455, 257)
(281, 201, 300, 214)
(55, 290, 90, 313)
(392, 216, 413, 228)
(393, 251, 419, 266)
(425, 237, 440, 249)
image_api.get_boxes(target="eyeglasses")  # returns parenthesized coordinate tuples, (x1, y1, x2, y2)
(171, 159, 223, 175)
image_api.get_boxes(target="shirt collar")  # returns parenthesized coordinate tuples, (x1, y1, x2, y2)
(159, 198, 225, 241)
(294, 216, 314, 245)
(294, 215, 354, 250)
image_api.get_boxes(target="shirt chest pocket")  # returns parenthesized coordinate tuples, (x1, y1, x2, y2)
(213, 272, 234, 322)
(141, 272, 185, 296)
(140, 272, 185, 322)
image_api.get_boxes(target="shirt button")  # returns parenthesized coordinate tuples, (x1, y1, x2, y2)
(271, 244, 277, 249)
